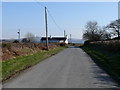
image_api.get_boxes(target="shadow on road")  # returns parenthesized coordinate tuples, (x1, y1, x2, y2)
(91, 63, 119, 87)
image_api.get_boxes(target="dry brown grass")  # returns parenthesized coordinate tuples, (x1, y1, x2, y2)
(1, 43, 61, 61)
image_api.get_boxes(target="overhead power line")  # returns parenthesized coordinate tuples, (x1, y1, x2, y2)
(34, 1, 64, 35)
(34, 0, 45, 8)
(46, 8, 63, 32)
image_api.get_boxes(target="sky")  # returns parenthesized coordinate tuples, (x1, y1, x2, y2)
(2, 2, 118, 39)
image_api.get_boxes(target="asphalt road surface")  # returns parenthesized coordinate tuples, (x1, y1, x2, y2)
(3, 47, 119, 88)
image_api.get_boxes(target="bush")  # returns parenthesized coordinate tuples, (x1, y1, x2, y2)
(72, 43, 76, 46)
(86, 40, 120, 53)
(84, 40, 91, 46)
(22, 38, 29, 43)
(60, 43, 66, 47)
(2, 43, 12, 51)
(13, 40, 19, 43)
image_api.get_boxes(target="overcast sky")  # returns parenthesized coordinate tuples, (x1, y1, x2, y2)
(2, 2, 118, 39)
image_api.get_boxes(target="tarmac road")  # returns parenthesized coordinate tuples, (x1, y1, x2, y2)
(3, 47, 119, 88)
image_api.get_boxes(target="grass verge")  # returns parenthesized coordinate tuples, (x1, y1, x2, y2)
(2, 46, 66, 82)
(81, 46, 120, 85)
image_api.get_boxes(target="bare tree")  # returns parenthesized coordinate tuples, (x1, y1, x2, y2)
(106, 19, 120, 39)
(83, 21, 111, 41)
(100, 27, 111, 40)
(25, 32, 35, 43)
(83, 21, 99, 41)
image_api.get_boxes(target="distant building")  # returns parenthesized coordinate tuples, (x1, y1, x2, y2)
(41, 36, 68, 44)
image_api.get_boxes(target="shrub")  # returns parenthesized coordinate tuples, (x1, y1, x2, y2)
(60, 43, 66, 47)
(84, 40, 91, 46)
(13, 40, 19, 43)
(87, 40, 120, 53)
(72, 43, 76, 46)
(2, 43, 12, 51)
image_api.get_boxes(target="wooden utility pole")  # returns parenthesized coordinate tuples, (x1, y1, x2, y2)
(64, 30, 66, 37)
(70, 34, 72, 43)
(45, 7, 49, 50)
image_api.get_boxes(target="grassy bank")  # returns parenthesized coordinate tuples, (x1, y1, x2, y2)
(82, 46, 120, 84)
(2, 46, 66, 82)
(2, 43, 61, 61)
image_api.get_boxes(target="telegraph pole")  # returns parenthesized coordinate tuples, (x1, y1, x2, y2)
(45, 7, 49, 50)
(64, 30, 66, 37)
(17, 29, 20, 43)
(70, 34, 72, 43)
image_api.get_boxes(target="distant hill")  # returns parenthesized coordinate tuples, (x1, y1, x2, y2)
(1, 37, 85, 44)
(1, 39, 17, 42)
(68, 38, 84, 44)
(1, 37, 41, 43)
